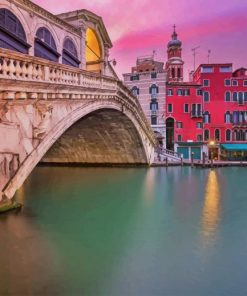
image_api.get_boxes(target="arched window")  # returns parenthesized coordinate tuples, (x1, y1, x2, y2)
(204, 129, 209, 141)
(225, 91, 231, 102)
(149, 84, 159, 95)
(86, 28, 102, 72)
(35, 27, 60, 62)
(239, 130, 244, 141)
(233, 130, 238, 141)
(131, 86, 139, 97)
(226, 129, 231, 141)
(62, 38, 80, 67)
(203, 111, 210, 123)
(225, 111, 231, 123)
(232, 92, 238, 101)
(215, 129, 220, 141)
(0, 8, 30, 53)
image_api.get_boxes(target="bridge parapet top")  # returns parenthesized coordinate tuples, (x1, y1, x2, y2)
(0, 48, 118, 92)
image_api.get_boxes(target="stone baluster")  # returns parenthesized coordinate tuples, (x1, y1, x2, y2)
(32, 64, 38, 80)
(15, 60, 22, 79)
(9, 59, 16, 78)
(27, 62, 33, 80)
(2, 58, 8, 77)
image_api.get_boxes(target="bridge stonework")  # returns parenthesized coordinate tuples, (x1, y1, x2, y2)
(0, 49, 156, 201)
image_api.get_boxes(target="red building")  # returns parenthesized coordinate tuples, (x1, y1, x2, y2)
(165, 27, 247, 160)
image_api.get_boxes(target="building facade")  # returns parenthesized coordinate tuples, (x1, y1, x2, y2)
(123, 55, 166, 147)
(124, 26, 247, 160)
(0, 0, 116, 77)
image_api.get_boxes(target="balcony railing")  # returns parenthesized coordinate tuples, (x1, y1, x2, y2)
(0, 48, 119, 91)
(191, 111, 203, 118)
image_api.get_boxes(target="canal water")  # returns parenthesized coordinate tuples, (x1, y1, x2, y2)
(1, 166, 247, 296)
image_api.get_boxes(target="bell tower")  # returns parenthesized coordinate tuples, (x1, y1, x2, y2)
(166, 25, 184, 82)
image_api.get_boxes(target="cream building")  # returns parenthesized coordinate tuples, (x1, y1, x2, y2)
(123, 55, 166, 147)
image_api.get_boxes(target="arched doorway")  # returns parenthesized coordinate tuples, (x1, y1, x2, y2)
(85, 28, 102, 73)
(0, 8, 30, 53)
(166, 118, 174, 150)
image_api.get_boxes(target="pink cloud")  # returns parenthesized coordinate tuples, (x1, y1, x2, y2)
(33, 0, 247, 79)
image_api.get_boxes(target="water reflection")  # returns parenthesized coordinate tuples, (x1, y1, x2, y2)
(142, 168, 156, 206)
(201, 170, 221, 247)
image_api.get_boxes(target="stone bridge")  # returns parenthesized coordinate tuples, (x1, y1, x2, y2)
(0, 48, 156, 200)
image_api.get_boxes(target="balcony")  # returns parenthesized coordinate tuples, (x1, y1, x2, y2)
(191, 111, 203, 118)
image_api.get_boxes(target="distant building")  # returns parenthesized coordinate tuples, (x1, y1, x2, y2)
(123, 55, 166, 147)
(124, 26, 247, 161)
(194, 64, 247, 160)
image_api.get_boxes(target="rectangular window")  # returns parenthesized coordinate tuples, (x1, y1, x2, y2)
(197, 134, 202, 141)
(184, 89, 190, 96)
(151, 116, 157, 125)
(244, 92, 247, 102)
(150, 101, 158, 111)
(197, 89, 202, 96)
(168, 104, 173, 113)
(197, 104, 202, 116)
(130, 74, 139, 81)
(203, 79, 210, 87)
(151, 72, 157, 79)
(176, 122, 183, 128)
(184, 104, 189, 113)
(196, 122, 202, 128)
(177, 89, 183, 96)
(177, 135, 182, 142)
(167, 89, 173, 96)
(220, 66, 232, 73)
(191, 104, 196, 116)
(244, 80, 247, 86)
(203, 91, 210, 102)
(232, 80, 238, 86)
(225, 79, 231, 86)
(201, 66, 213, 73)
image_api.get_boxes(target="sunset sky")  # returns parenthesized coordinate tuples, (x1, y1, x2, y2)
(34, 0, 247, 79)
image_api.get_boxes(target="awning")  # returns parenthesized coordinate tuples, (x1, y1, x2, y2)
(221, 144, 247, 151)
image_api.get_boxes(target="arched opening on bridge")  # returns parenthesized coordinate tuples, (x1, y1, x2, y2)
(34, 27, 60, 62)
(41, 109, 147, 165)
(166, 117, 174, 151)
(62, 37, 80, 68)
(85, 28, 102, 73)
(0, 8, 30, 53)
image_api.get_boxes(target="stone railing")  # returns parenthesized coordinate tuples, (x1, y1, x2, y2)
(0, 48, 156, 144)
(0, 48, 118, 91)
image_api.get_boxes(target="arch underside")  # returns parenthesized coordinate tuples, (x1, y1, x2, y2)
(41, 108, 147, 165)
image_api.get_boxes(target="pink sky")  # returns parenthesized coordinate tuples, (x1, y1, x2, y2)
(34, 0, 247, 79)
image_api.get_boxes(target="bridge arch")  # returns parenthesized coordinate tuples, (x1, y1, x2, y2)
(3, 99, 154, 199)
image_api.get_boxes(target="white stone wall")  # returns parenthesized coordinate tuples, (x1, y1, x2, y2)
(123, 71, 166, 147)
(0, 0, 112, 75)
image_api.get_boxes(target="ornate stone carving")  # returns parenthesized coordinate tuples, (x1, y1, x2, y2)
(0, 102, 9, 123)
(33, 103, 53, 139)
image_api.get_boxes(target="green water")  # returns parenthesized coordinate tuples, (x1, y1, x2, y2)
(1, 166, 247, 296)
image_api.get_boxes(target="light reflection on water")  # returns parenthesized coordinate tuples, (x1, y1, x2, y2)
(201, 170, 221, 247)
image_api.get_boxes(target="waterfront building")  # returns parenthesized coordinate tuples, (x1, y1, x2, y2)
(123, 55, 166, 147)
(194, 64, 247, 160)
(124, 26, 247, 160)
